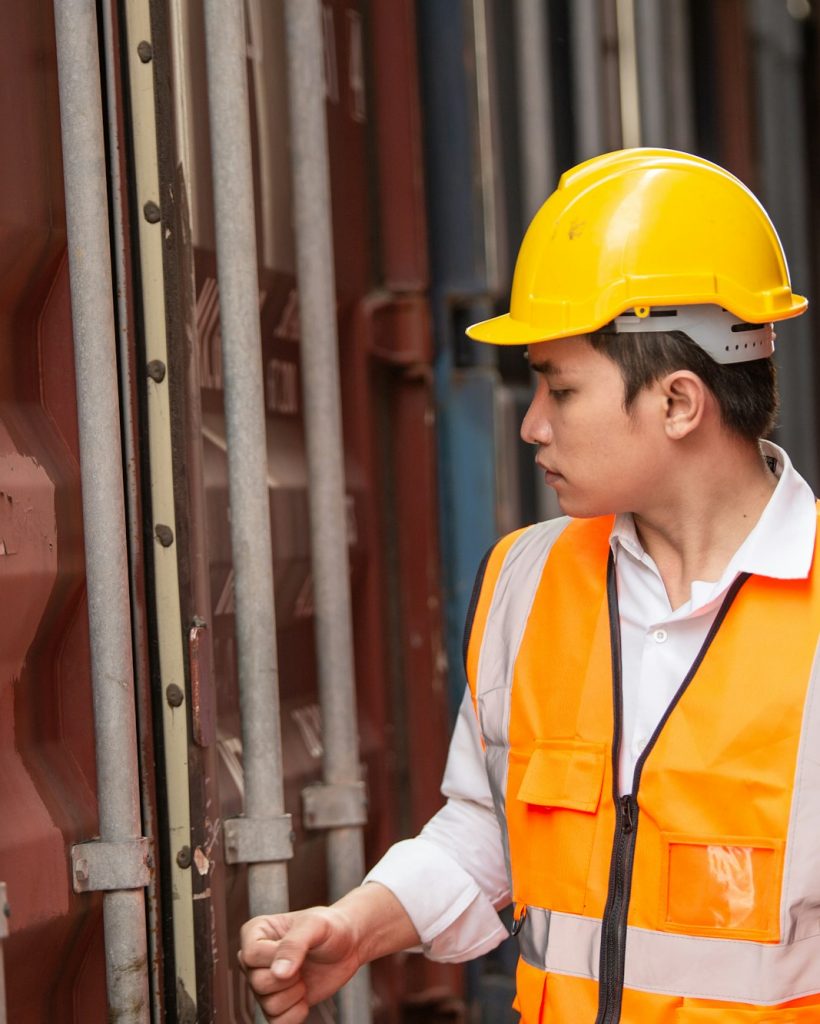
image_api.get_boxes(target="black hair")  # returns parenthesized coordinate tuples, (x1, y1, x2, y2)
(588, 329, 779, 441)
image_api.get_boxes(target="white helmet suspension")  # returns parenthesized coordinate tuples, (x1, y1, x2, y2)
(607, 305, 775, 365)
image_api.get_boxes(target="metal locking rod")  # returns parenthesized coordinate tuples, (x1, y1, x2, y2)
(283, 3, 372, 1021)
(202, 0, 292, 928)
(52, 1, 150, 1021)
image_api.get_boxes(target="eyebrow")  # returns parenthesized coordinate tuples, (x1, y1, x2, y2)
(527, 357, 566, 377)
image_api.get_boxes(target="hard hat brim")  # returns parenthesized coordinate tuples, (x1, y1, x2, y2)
(466, 294, 808, 347)
(465, 312, 582, 346)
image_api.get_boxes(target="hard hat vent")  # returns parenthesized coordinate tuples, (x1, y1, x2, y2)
(608, 305, 775, 364)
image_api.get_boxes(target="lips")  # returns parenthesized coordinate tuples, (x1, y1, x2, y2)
(536, 459, 563, 484)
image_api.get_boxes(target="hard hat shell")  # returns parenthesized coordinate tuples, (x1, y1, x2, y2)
(467, 148, 807, 346)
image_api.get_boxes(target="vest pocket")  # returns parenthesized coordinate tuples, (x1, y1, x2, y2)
(515, 738, 606, 812)
(660, 833, 784, 942)
(510, 740, 607, 911)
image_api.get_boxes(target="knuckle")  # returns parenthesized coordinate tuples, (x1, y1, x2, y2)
(248, 967, 279, 997)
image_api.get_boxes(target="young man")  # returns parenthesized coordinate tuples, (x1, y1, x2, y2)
(240, 150, 819, 1022)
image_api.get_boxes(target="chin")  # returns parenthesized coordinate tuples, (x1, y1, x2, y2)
(554, 493, 614, 519)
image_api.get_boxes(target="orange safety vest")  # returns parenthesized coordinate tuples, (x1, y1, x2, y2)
(465, 514, 820, 1023)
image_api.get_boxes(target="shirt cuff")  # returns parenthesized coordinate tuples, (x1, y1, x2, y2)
(364, 837, 509, 963)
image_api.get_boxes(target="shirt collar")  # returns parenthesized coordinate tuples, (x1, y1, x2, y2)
(610, 440, 817, 583)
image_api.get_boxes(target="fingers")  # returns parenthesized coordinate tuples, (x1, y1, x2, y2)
(258, 979, 308, 1022)
(241, 913, 331, 975)
(260, 1003, 309, 1024)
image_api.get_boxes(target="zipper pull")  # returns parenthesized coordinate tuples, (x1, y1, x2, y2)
(511, 902, 528, 936)
(620, 795, 635, 834)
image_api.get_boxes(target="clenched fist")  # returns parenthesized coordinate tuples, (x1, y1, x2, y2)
(238, 884, 420, 1022)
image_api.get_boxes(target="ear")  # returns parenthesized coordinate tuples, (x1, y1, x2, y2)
(659, 371, 708, 440)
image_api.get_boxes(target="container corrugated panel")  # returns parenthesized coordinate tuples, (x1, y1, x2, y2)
(0, 2, 107, 1019)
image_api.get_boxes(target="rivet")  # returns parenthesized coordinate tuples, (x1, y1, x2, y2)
(143, 201, 161, 224)
(176, 846, 192, 870)
(146, 359, 166, 383)
(137, 41, 153, 63)
(155, 524, 174, 547)
(166, 683, 184, 708)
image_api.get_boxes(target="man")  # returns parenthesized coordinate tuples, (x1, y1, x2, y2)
(240, 150, 819, 1022)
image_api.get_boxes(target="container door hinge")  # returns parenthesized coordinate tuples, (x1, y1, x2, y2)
(71, 837, 153, 894)
(302, 781, 368, 830)
(223, 815, 294, 865)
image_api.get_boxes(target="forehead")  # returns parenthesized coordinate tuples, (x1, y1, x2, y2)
(526, 335, 594, 374)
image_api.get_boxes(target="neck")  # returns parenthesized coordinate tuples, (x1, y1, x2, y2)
(632, 439, 776, 610)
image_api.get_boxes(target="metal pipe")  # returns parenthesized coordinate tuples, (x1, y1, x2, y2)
(514, 0, 554, 222)
(51, 1, 149, 1020)
(664, 0, 695, 152)
(202, 0, 290, 922)
(634, 0, 666, 147)
(748, 0, 817, 487)
(283, 2, 372, 1021)
(98, 2, 163, 1017)
(615, 0, 642, 148)
(571, 0, 608, 160)
(513, 0, 561, 523)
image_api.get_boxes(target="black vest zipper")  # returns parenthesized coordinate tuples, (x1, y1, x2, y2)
(593, 556, 750, 1024)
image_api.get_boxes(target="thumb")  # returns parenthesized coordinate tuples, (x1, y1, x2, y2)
(270, 914, 331, 979)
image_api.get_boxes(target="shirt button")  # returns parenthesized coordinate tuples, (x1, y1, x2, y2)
(653, 628, 668, 644)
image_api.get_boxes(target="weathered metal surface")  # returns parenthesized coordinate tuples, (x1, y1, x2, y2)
(223, 817, 295, 865)
(71, 838, 153, 894)
(53, 0, 151, 1014)
(368, 0, 429, 291)
(188, 621, 216, 746)
(204, 0, 292, 934)
(302, 782, 368, 830)
(121, 0, 201, 1012)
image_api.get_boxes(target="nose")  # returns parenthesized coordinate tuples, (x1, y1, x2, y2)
(520, 388, 553, 447)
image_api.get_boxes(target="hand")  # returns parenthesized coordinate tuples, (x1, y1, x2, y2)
(239, 905, 361, 1022)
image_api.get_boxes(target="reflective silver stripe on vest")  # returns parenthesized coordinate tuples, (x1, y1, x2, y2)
(541, 909, 820, 1005)
(515, 640, 820, 1005)
(475, 518, 571, 884)
(781, 637, 820, 945)
(518, 905, 551, 971)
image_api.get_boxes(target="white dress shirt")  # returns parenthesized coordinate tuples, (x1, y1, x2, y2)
(365, 441, 817, 962)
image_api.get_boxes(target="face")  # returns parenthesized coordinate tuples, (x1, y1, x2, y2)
(521, 336, 667, 518)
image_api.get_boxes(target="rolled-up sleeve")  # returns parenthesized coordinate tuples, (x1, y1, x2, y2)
(364, 688, 511, 962)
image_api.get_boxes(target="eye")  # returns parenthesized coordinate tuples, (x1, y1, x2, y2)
(548, 388, 572, 402)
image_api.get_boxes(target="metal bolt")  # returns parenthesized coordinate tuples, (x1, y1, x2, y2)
(176, 846, 192, 870)
(143, 201, 161, 224)
(166, 683, 184, 708)
(75, 858, 89, 883)
(155, 524, 174, 547)
(146, 359, 166, 383)
(137, 40, 153, 63)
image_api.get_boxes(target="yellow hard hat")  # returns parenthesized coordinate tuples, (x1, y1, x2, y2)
(467, 148, 807, 346)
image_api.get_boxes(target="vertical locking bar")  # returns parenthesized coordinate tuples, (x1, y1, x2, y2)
(283, 3, 372, 1021)
(52, 1, 150, 1019)
(202, 0, 291, 933)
